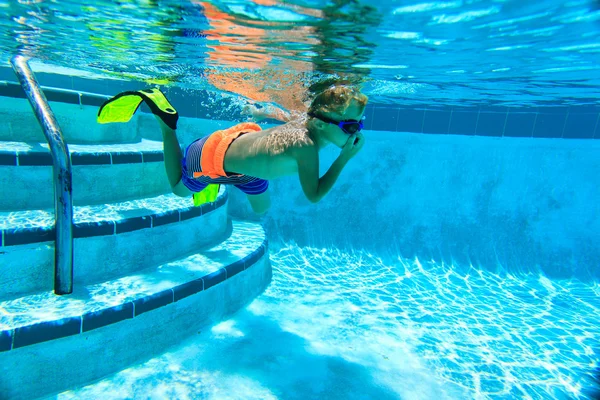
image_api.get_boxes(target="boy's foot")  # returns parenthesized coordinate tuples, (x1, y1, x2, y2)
(97, 88, 179, 130)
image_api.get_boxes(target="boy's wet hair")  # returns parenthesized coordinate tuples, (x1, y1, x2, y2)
(308, 85, 368, 117)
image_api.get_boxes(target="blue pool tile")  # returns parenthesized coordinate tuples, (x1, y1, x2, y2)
(152, 210, 180, 227)
(0, 66, 16, 82)
(0, 152, 17, 166)
(13, 317, 81, 348)
(72, 77, 110, 95)
(371, 107, 399, 132)
(250, 241, 268, 263)
(0, 82, 25, 99)
(4, 227, 56, 246)
(133, 290, 174, 316)
(180, 207, 202, 221)
(243, 253, 258, 270)
(538, 105, 569, 114)
(215, 192, 228, 208)
(569, 105, 600, 114)
(45, 90, 80, 105)
(111, 152, 143, 164)
(533, 113, 567, 138)
(81, 94, 107, 107)
(202, 268, 227, 290)
(423, 110, 451, 134)
(596, 117, 600, 139)
(37, 72, 74, 90)
(115, 216, 152, 234)
(74, 221, 114, 238)
(479, 105, 508, 113)
(202, 201, 217, 214)
(397, 109, 424, 133)
(475, 112, 507, 137)
(362, 105, 374, 130)
(72, 152, 111, 165)
(448, 111, 477, 135)
(225, 259, 245, 279)
(18, 152, 53, 166)
(562, 113, 598, 139)
(504, 112, 536, 137)
(173, 279, 204, 301)
(0, 329, 12, 352)
(82, 303, 134, 332)
(142, 152, 164, 163)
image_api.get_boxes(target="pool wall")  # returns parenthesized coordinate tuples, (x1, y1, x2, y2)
(228, 130, 600, 281)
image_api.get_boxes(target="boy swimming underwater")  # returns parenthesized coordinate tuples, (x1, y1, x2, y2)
(97, 85, 367, 214)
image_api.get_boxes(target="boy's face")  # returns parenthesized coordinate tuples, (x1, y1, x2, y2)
(324, 99, 366, 148)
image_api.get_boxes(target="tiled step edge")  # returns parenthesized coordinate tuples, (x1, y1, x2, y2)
(0, 145, 164, 166)
(0, 237, 267, 352)
(0, 191, 227, 247)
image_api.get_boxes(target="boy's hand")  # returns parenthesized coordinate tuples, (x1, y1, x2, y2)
(241, 104, 266, 121)
(339, 133, 365, 161)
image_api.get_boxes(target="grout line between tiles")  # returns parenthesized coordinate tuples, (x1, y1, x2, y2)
(531, 113, 538, 137)
(501, 110, 509, 137)
(561, 112, 569, 139)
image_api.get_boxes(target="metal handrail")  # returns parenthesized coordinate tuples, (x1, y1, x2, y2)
(10, 55, 73, 295)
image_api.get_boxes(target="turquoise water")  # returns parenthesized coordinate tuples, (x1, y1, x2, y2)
(1, 0, 599, 398)
(1, 0, 599, 106)
(54, 244, 600, 399)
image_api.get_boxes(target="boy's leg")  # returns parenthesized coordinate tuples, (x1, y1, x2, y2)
(246, 190, 271, 215)
(156, 117, 192, 197)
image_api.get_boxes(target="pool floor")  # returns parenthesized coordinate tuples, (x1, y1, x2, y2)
(53, 244, 600, 400)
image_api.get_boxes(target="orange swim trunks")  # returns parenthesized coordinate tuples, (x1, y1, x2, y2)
(181, 122, 269, 195)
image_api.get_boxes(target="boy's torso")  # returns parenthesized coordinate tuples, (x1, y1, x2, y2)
(223, 122, 313, 180)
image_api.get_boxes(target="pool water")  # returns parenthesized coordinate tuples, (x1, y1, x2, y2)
(54, 244, 600, 400)
(1, 0, 599, 398)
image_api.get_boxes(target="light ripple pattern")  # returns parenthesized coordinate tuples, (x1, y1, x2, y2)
(0, 221, 264, 331)
(53, 244, 600, 400)
(0, 190, 225, 230)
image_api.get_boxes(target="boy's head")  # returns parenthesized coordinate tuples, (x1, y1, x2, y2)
(308, 85, 368, 147)
(308, 85, 368, 118)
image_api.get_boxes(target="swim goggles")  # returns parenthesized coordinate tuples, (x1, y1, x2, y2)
(308, 112, 364, 135)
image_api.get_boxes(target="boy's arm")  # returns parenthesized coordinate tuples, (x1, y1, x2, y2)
(295, 134, 364, 203)
(242, 103, 291, 122)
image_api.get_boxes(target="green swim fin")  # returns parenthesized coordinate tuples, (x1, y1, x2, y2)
(193, 184, 220, 207)
(97, 88, 179, 130)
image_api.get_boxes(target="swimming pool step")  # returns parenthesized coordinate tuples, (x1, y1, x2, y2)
(0, 139, 174, 211)
(0, 221, 272, 400)
(0, 98, 138, 144)
(0, 190, 229, 300)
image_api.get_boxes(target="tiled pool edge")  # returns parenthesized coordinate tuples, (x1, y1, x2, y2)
(1, 73, 599, 139)
(0, 148, 164, 167)
(0, 191, 227, 247)
(0, 237, 268, 353)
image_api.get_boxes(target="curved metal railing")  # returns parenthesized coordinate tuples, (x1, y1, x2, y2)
(10, 55, 73, 295)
